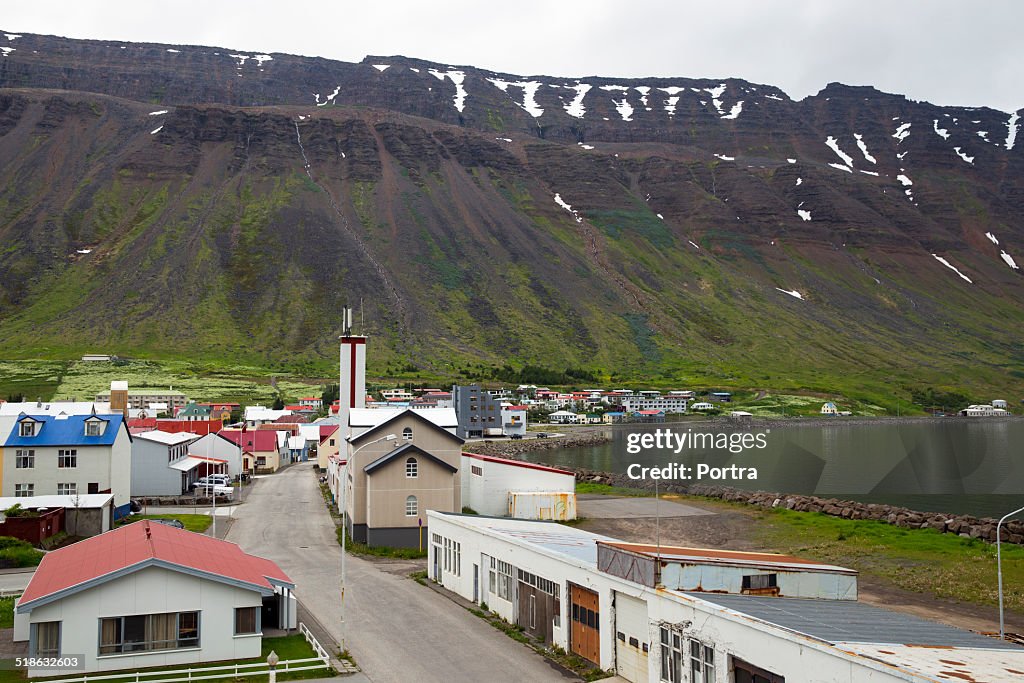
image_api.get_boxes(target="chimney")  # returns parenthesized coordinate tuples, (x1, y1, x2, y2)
(109, 381, 129, 420)
(339, 334, 367, 440)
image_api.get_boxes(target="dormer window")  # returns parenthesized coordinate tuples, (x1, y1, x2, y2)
(19, 421, 36, 437)
(83, 417, 105, 438)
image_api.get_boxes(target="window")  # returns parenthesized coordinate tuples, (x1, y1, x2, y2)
(16, 450, 34, 469)
(690, 639, 715, 683)
(402, 427, 413, 441)
(15, 484, 34, 497)
(99, 611, 200, 654)
(405, 457, 418, 478)
(660, 627, 685, 683)
(471, 465, 483, 477)
(490, 558, 514, 601)
(19, 421, 35, 437)
(405, 495, 418, 517)
(85, 420, 102, 436)
(34, 621, 60, 657)
(57, 483, 77, 496)
(329, 439, 335, 446)
(742, 574, 777, 591)
(58, 449, 77, 468)
(235, 607, 259, 635)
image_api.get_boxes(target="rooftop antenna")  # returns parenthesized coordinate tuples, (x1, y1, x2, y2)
(342, 305, 353, 337)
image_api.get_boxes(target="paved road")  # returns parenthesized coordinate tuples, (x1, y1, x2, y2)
(0, 569, 33, 593)
(226, 462, 573, 683)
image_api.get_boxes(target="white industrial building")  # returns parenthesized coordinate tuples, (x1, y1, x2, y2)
(427, 512, 1022, 683)
(461, 453, 575, 520)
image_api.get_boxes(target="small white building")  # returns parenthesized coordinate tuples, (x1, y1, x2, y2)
(820, 402, 838, 415)
(186, 432, 245, 479)
(499, 404, 528, 437)
(243, 406, 293, 427)
(689, 402, 714, 411)
(461, 453, 576, 520)
(548, 410, 580, 424)
(960, 404, 1010, 416)
(131, 430, 201, 496)
(14, 520, 294, 677)
(427, 512, 1022, 683)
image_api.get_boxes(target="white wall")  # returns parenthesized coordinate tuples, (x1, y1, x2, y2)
(20, 565, 264, 676)
(428, 512, 922, 683)
(188, 434, 244, 478)
(461, 455, 575, 517)
(4, 427, 132, 506)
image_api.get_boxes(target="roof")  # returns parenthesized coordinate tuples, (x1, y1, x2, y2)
(601, 542, 856, 574)
(5, 413, 126, 447)
(349, 407, 457, 429)
(430, 511, 614, 567)
(219, 429, 280, 452)
(18, 520, 292, 612)
(0, 401, 113, 416)
(834, 642, 1024, 681)
(364, 443, 457, 475)
(685, 593, 1018, 650)
(464, 452, 574, 476)
(0, 494, 113, 510)
(349, 408, 463, 445)
(134, 430, 199, 446)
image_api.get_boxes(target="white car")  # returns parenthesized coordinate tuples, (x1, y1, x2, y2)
(193, 475, 231, 490)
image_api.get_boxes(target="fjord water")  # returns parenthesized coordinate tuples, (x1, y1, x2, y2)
(524, 418, 1024, 518)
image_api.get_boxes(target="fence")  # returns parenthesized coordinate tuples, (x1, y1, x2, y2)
(35, 623, 330, 683)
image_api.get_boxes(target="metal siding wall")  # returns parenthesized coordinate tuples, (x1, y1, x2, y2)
(614, 592, 650, 683)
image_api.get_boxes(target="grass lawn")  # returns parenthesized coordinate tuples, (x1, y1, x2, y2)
(120, 514, 212, 534)
(757, 507, 1024, 611)
(0, 635, 333, 683)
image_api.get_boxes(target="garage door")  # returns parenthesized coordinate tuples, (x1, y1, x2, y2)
(570, 584, 600, 665)
(614, 592, 649, 683)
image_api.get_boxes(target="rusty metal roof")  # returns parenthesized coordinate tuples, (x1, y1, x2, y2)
(603, 541, 857, 574)
(686, 593, 1020, 651)
(836, 643, 1024, 682)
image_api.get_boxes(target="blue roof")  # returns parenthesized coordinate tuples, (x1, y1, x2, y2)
(5, 414, 125, 447)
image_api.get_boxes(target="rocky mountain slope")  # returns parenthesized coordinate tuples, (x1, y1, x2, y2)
(0, 30, 1021, 400)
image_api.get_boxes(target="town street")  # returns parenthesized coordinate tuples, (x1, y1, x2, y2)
(226, 462, 574, 683)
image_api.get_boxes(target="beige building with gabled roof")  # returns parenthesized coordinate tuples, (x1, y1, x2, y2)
(344, 409, 464, 548)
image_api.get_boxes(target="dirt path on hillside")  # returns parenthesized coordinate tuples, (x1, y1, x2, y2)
(577, 495, 1024, 636)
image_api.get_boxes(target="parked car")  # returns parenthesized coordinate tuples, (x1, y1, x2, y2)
(193, 474, 231, 491)
(535, 432, 549, 439)
(510, 434, 523, 440)
(150, 518, 185, 529)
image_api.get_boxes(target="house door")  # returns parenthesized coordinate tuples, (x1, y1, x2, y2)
(734, 658, 785, 683)
(570, 584, 600, 665)
(473, 564, 479, 603)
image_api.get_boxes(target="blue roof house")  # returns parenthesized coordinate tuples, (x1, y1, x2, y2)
(3, 413, 133, 517)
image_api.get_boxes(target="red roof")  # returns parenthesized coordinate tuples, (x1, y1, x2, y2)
(464, 452, 574, 476)
(220, 429, 279, 452)
(319, 425, 339, 443)
(638, 409, 664, 415)
(128, 418, 158, 429)
(20, 520, 292, 608)
(156, 419, 223, 436)
(506, 405, 529, 411)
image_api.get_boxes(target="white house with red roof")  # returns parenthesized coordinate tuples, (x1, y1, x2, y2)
(461, 452, 576, 520)
(14, 520, 294, 676)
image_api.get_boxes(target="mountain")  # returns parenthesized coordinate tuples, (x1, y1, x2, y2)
(0, 30, 1021, 402)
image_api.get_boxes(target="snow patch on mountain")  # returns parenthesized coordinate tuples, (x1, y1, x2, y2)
(563, 84, 592, 118)
(1006, 112, 1020, 150)
(893, 122, 912, 142)
(932, 255, 973, 283)
(554, 193, 582, 223)
(489, 79, 544, 118)
(953, 147, 974, 164)
(825, 136, 855, 167)
(853, 134, 877, 163)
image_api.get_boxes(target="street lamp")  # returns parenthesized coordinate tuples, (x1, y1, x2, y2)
(998, 504, 1024, 640)
(340, 432, 397, 652)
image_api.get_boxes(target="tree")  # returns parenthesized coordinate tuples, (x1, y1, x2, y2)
(272, 396, 285, 410)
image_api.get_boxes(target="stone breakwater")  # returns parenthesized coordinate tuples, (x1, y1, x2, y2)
(465, 433, 611, 457)
(573, 467, 1021, 546)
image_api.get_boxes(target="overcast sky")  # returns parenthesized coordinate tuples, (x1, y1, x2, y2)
(4, 0, 1022, 113)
